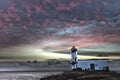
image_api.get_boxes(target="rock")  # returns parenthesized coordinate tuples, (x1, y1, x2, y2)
(41, 71, 120, 80)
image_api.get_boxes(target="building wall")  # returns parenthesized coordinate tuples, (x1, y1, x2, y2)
(108, 60, 120, 73)
(77, 60, 108, 70)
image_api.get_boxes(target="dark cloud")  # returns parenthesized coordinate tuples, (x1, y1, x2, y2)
(0, 0, 119, 52)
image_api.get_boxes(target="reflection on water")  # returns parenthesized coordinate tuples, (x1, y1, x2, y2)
(0, 72, 62, 80)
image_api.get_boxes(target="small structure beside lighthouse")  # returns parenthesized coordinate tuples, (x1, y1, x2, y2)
(70, 46, 109, 71)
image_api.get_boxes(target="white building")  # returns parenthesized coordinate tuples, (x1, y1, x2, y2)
(70, 46, 109, 71)
(71, 46, 78, 69)
(77, 60, 108, 71)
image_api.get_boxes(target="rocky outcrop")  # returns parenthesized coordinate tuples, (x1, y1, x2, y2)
(41, 71, 120, 80)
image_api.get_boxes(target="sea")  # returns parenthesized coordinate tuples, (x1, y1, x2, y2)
(0, 71, 62, 80)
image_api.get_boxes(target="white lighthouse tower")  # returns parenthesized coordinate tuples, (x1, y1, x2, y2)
(71, 46, 78, 70)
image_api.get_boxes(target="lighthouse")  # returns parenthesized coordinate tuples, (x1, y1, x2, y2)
(71, 46, 78, 70)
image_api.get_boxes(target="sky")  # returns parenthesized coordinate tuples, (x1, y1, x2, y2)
(0, 0, 120, 60)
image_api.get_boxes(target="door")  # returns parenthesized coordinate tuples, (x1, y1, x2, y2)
(90, 63, 95, 71)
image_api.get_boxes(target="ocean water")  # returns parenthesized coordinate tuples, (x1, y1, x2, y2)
(0, 72, 62, 80)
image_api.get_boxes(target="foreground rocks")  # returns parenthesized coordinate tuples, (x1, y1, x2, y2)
(41, 71, 120, 80)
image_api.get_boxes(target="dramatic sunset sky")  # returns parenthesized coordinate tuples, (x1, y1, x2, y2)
(0, 0, 120, 60)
